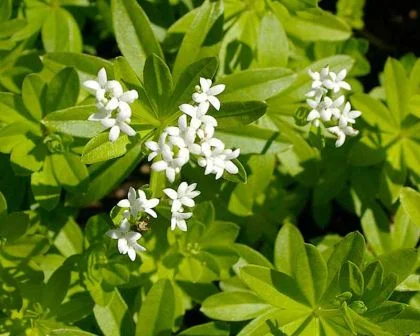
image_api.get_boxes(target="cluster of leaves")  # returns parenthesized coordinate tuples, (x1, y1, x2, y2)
(0, 0, 419, 335)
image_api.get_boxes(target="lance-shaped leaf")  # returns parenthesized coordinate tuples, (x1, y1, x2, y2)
(136, 279, 175, 336)
(219, 68, 296, 102)
(339, 261, 364, 297)
(201, 291, 272, 321)
(94, 289, 135, 336)
(46, 67, 80, 114)
(112, 0, 163, 76)
(144, 54, 173, 116)
(178, 322, 229, 336)
(239, 265, 310, 310)
(43, 105, 105, 138)
(400, 187, 420, 228)
(209, 101, 266, 129)
(172, 0, 224, 82)
(169, 57, 218, 114)
(322, 232, 365, 302)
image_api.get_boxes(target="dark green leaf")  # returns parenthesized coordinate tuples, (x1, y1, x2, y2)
(112, 0, 163, 76)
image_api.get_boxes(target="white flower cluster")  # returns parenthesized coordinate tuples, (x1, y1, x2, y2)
(145, 77, 240, 182)
(106, 187, 159, 261)
(83, 68, 138, 142)
(104, 77, 241, 261)
(164, 182, 200, 231)
(106, 182, 200, 260)
(306, 67, 361, 147)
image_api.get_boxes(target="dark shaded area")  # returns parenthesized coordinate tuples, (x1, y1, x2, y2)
(321, 0, 420, 90)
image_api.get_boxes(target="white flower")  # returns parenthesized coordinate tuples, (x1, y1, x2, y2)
(170, 209, 193, 231)
(106, 218, 146, 261)
(163, 182, 201, 212)
(198, 146, 240, 179)
(84, 68, 138, 113)
(307, 95, 345, 125)
(84, 68, 138, 142)
(165, 115, 202, 155)
(324, 69, 351, 93)
(136, 190, 160, 218)
(117, 187, 159, 218)
(100, 107, 136, 142)
(151, 145, 190, 183)
(327, 125, 359, 148)
(306, 67, 330, 100)
(192, 77, 225, 110)
(179, 102, 217, 138)
(145, 132, 168, 162)
(338, 102, 362, 128)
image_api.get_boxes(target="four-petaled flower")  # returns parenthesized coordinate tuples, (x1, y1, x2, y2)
(117, 187, 159, 218)
(328, 125, 359, 148)
(198, 147, 240, 179)
(170, 210, 193, 231)
(106, 218, 146, 261)
(164, 182, 200, 212)
(324, 69, 351, 93)
(192, 77, 225, 110)
(338, 102, 361, 128)
(307, 95, 345, 125)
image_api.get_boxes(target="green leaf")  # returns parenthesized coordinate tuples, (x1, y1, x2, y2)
(94, 289, 135, 336)
(144, 54, 173, 115)
(0, 123, 34, 154)
(10, 138, 46, 174)
(54, 216, 84, 257)
(51, 152, 89, 193)
(112, 0, 163, 76)
(384, 58, 409, 123)
(236, 308, 309, 336)
(170, 57, 218, 112)
(136, 279, 175, 336)
(362, 261, 384, 308)
(201, 291, 272, 322)
(360, 203, 392, 256)
(378, 305, 420, 335)
(216, 124, 291, 155)
(81, 133, 135, 164)
(228, 154, 274, 216)
(377, 249, 418, 284)
(178, 322, 229, 336)
(42, 266, 71, 311)
(44, 105, 106, 138)
(350, 93, 397, 131)
(42, 8, 82, 53)
(234, 243, 273, 269)
(22, 74, 46, 120)
(31, 155, 61, 210)
(172, 0, 224, 82)
(210, 101, 266, 129)
(339, 261, 364, 297)
(322, 232, 365, 302)
(274, 224, 305, 276)
(239, 265, 310, 310)
(0, 211, 29, 242)
(68, 141, 145, 206)
(0, 92, 38, 125)
(296, 244, 328, 307)
(392, 205, 420, 250)
(46, 67, 80, 113)
(257, 11, 288, 67)
(273, 5, 351, 42)
(44, 53, 114, 81)
(219, 68, 296, 102)
(400, 187, 420, 228)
